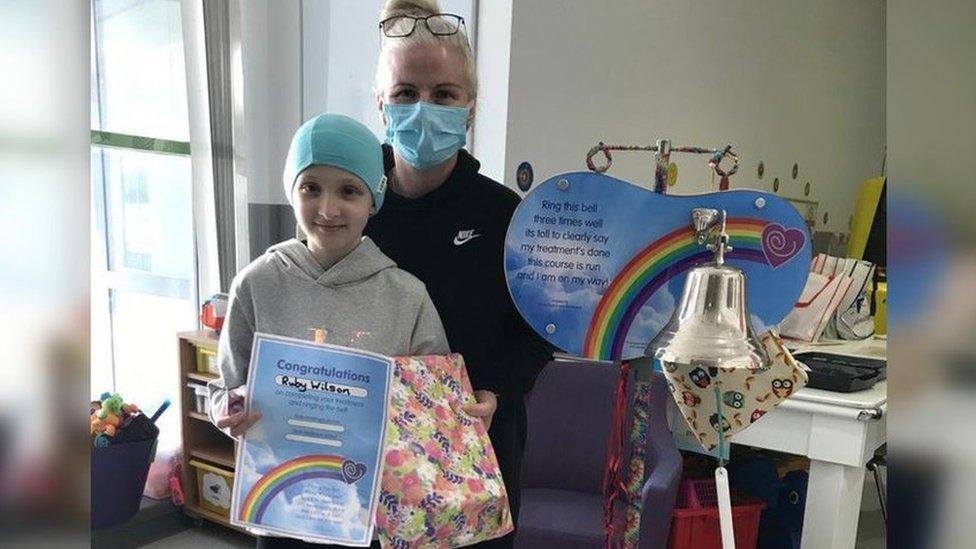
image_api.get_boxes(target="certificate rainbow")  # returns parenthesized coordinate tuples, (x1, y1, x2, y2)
(238, 454, 348, 524)
(582, 218, 770, 360)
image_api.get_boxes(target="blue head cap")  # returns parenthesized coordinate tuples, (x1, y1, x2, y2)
(283, 114, 387, 211)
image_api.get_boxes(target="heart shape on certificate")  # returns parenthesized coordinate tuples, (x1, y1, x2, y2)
(342, 460, 367, 484)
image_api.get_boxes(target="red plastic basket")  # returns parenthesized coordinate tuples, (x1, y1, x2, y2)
(677, 477, 719, 508)
(668, 478, 765, 549)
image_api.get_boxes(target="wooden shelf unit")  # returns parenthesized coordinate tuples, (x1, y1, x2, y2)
(177, 330, 246, 534)
(187, 371, 218, 383)
(184, 502, 249, 533)
(189, 443, 235, 469)
(187, 410, 211, 422)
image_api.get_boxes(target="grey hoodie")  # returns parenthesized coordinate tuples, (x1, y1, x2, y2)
(208, 237, 449, 420)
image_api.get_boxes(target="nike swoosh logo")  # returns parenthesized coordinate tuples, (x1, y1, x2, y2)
(453, 233, 481, 246)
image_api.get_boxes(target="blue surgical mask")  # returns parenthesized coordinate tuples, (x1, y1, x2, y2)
(383, 101, 469, 170)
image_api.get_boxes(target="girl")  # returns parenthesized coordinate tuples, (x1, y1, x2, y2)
(209, 112, 449, 440)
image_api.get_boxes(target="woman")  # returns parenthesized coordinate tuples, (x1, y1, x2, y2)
(366, 1, 554, 547)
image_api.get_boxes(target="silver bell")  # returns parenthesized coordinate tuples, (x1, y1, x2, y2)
(646, 209, 770, 372)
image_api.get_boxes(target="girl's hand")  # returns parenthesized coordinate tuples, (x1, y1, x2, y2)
(462, 390, 498, 431)
(215, 387, 261, 438)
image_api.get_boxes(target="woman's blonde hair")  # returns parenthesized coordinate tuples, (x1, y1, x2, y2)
(375, 0, 478, 102)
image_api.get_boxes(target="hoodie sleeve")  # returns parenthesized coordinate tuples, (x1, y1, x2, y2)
(207, 274, 256, 432)
(409, 293, 451, 355)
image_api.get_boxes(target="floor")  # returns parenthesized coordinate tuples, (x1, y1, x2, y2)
(142, 521, 251, 549)
(140, 508, 886, 548)
(132, 467, 887, 548)
(855, 509, 886, 549)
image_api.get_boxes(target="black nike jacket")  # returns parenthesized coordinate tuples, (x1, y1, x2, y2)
(365, 145, 555, 401)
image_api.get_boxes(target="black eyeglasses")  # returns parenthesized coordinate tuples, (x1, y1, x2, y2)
(379, 13, 465, 38)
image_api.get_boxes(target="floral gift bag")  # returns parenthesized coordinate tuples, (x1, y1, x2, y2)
(376, 354, 513, 548)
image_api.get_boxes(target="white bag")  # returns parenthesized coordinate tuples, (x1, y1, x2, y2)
(831, 259, 876, 340)
(779, 255, 853, 342)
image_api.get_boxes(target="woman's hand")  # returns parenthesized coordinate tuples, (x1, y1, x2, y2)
(462, 390, 498, 431)
(215, 387, 261, 438)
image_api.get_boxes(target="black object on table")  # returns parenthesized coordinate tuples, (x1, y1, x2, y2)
(794, 352, 886, 393)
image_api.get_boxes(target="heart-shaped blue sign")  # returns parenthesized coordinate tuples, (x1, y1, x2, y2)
(505, 171, 811, 360)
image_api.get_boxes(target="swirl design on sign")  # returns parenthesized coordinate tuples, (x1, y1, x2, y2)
(761, 223, 805, 268)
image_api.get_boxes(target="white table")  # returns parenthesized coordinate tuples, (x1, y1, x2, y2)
(669, 337, 887, 549)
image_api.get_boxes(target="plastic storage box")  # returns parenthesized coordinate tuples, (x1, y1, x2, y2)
(187, 383, 210, 414)
(190, 459, 235, 518)
(668, 477, 764, 549)
(196, 346, 219, 375)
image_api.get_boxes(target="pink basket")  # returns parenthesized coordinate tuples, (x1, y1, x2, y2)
(677, 477, 719, 509)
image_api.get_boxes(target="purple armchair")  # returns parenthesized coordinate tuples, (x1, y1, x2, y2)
(514, 360, 682, 549)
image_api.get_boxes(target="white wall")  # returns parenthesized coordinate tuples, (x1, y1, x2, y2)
(472, 0, 513, 182)
(237, 1, 885, 236)
(486, 0, 885, 236)
(239, 0, 301, 205)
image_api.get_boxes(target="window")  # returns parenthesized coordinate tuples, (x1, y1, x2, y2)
(91, 0, 199, 451)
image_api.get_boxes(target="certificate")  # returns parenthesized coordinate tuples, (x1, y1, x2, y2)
(230, 333, 393, 546)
